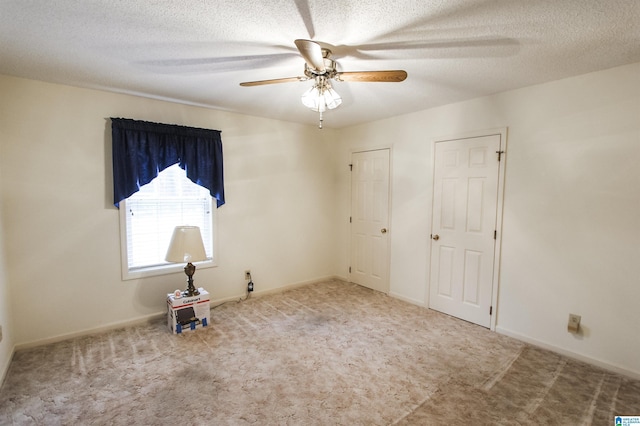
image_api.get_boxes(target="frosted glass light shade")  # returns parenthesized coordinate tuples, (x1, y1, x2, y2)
(165, 226, 207, 263)
(301, 84, 342, 112)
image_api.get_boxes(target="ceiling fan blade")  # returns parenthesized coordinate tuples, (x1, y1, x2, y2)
(336, 70, 408, 82)
(294, 39, 326, 73)
(294, 0, 315, 39)
(136, 52, 298, 69)
(138, 53, 299, 73)
(239, 76, 305, 87)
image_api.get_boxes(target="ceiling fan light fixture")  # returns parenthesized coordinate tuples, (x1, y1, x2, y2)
(239, 39, 408, 129)
(301, 78, 342, 113)
(323, 86, 342, 110)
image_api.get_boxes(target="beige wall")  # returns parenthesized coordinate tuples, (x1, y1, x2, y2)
(335, 62, 640, 377)
(1, 61, 639, 381)
(0, 75, 340, 350)
(0, 161, 13, 380)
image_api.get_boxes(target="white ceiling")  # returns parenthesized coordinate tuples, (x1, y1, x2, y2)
(1, 0, 639, 128)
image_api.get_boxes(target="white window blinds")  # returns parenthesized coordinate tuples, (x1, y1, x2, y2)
(124, 164, 213, 271)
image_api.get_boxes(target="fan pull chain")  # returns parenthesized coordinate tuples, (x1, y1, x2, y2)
(318, 110, 323, 129)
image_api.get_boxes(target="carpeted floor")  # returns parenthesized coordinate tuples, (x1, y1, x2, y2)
(1, 279, 638, 425)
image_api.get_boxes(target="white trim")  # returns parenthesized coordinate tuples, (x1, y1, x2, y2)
(15, 312, 165, 351)
(249, 275, 342, 298)
(496, 326, 640, 380)
(118, 197, 218, 281)
(491, 128, 508, 331)
(430, 127, 508, 144)
(122, 258, 217, 280)
(426, 127, 508, 331)
(13, 276, 344, 351)
(0, 344, 15, 386)
(350, 144, 394, 155)
(389, 291, 426, 308)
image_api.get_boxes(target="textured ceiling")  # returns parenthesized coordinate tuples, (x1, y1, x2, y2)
(1, 0, 639, 128)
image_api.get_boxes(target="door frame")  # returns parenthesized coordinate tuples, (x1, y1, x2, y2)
(348, 146, 393, 293)
(427, 128, 508, 331)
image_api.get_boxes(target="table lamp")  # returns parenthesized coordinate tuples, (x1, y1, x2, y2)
(165, 226, 207, 297)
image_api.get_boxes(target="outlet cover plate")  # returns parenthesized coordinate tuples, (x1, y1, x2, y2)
(568, 314, 581, 333)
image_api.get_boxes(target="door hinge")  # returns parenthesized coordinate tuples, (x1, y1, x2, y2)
(496, 150, 505, 161)
(348, 266, 352, 273)
(490, 306, 493, 315)
(349, 163, 353, 171)
(494, 230, 497, 239)
(349, 216, 352, 223)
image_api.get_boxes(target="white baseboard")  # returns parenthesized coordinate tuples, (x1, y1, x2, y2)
(0, 344, 15, 386)
(389, 291, 426, 307)
(495, 326, 640, 380)
(14, 276, 344, 351)
(15, 312, 165, 351)
(12, 284, 639, 383)
(250, 275, 342, 298)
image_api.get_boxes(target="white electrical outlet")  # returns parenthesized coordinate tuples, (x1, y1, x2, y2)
(568, 314, 581, 333)
(245, 270, 251, 280)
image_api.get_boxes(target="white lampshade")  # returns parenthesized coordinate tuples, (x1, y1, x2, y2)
(165, 226, 207, 263)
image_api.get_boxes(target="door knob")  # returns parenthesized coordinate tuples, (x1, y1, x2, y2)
(432, 234, 440, 241)
(381, 228, 387, 234)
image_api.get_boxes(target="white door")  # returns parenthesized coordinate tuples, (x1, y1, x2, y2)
(350, 149, 390, 293)
(429, 134, 503, 328)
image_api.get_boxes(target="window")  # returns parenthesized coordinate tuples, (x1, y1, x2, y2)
(119, 163, 216, 280)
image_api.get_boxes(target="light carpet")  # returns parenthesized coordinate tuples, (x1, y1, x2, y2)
(1, 279, 638, 425)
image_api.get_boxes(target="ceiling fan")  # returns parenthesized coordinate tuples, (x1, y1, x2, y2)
(240, 39, 407, 128)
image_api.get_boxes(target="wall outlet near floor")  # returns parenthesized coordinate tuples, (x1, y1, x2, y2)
(567, 314, 581, 333)
(245, 270, 251, 280)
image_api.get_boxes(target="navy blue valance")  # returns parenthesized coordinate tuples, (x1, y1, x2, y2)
(111, 118, 225, 208)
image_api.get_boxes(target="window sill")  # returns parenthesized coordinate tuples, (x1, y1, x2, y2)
(122, 259, 217, 281)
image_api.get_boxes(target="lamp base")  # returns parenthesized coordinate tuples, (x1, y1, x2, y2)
(182, 287, 200, 298)
(183, 262, 200, 297)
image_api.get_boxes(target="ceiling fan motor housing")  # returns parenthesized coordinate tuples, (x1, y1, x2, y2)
(304, 50, 337, 79)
